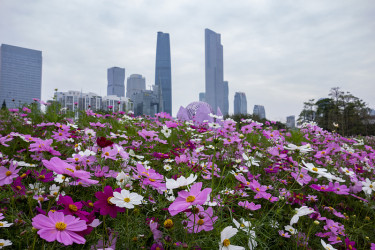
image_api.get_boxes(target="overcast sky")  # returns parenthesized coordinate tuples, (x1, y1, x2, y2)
(1, 0, 374, 121)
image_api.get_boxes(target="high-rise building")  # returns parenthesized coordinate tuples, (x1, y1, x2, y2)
(286, 115, 296, 128)
(234, 92, 247, 115)
(223, 81, 229, 115)
(253, 105, 266, 119)
(126, 74, 146, 99)
(205, 29, 228, 115)
(107, 67, 125, 97)
(199, 92, 206, 102)
(0, 44, 42, 109)
(155, 31, 172, 115)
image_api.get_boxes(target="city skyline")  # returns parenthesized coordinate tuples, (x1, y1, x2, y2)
(1, 1, 374, 121)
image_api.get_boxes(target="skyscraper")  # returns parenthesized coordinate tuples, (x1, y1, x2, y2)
(205, 28, 228, 115)
(234, 92, 247, 115)
(0, 44, 42, 109)
(286, 115, 296, 128)
(107, 67, 125, 97)
(126, 74, 146, 99)
(253, 105, 266, 119)
(155, 31, 172, 115)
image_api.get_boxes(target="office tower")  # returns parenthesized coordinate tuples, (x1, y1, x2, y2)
(199, 92, 206, 102)
(223, 81, 229, 115)
(253, 105, 266, 119)
(155, 31, 172, 115)
(132, 85, 163, 116)
(205, 28, 228, 115)
(126, 74, 146, 99)
(0, 44, 42, 109)
(286, 115, 296, 128)
(234, 92, 247, 115)
(107, 67, 125, 97)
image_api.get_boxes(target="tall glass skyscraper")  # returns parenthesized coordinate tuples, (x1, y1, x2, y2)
(107, 67, 125, 97)
(205, 29, 228, 115)
(0, 44, 42, 109)
(155, 32, 172, 115)
(234, 92, 247, 115)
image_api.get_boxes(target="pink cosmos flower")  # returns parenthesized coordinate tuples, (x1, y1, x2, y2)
(238, 201, 261, 211)
(168, 182, 212, 216)
(0, 162, 20, 186)
(184, 206, 217, 233)
(42, 157, 98, 185)
(278, 230, 291, 238)
(291, 168, 311, 186)
(32, 211, 87, 245)
(57, 195, 89, 221)
(101, 147, 118, 160)
(138, 129, 158, 142)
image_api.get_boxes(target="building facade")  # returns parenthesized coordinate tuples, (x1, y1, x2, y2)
(199, 92, 206, 102)
(131, 85, 163, 117)
(286, 115, 296, 128)
(126, 74, 146, 99)
(205, 29, 228, 115)
(155, 32, 172, 115)
(107, 67, 125, 97)
(234, 92, 247, 115)
(54, 90, 132, 115)
(0, 44, 42, 109)
(253, 105, 266, 119)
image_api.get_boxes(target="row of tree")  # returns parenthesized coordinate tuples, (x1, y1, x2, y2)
(298, 87, 375, 136)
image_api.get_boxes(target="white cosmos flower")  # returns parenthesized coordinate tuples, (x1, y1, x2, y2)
(0, 239, 12, 248)
(284, 143, 313, 154)
(284, 225, 297, 235)
(302, 161, 328, 175)
(208, 122, 221, 129)
(219, 226, 244, 250)
(161, 125, 172, 138)
(166, 174, 197, 190)
(321, 239, 337, 250)
(233, 218, 252, 232)
(163, 164, 172, 171)
(290, 206, 314, 225)
(362, 178, 375, 195)
(116, 171, 132, 187)
(0, 221, 13, 228)
(110, 190, 143, 209)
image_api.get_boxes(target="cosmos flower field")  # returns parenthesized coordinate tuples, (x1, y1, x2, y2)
(0, 106, 375, 249)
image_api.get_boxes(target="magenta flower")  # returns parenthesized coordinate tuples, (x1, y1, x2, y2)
(138, 129, 158, 142)
(0, 162, 20, 186)
(32, 211, 87, 245)
(168, 182, 212, 216)
(57, 195, 89, 221)
(344, 238, 356, 250)
(291, 168, 311, 186)
(94, 186, 125, 218)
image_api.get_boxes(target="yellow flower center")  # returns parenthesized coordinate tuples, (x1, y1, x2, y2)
(75, 158, 79, 161)
(89, 202, 94, 207)
(16, 186, 22, 190)
(55, 222, 67, 231)
(336, 237, 341, 241)
(38, 175, 45, 179)
(5, 171, 12, 176)
(107, 196, 114, 205)
(105, 152, 109, 156)
(312, 167, 318, 172)
(69, 204, 78, 212)
(223, 239, 230, 247)
(299, 174, 304, 178)
(66, 168, 75, 173)
(38, 197, 44, 202)
(370, 185, 373, 188)
(164, 219, 174, 229)
(0, 243, 4, 246)
(186, 195, 195, 202)
(124, 197, 131, 203)
(240, 223, 245, 227)
(349, 245, 353, 250)
(0, 223, 3, 226)
(197, 219, 204, 226)
(149, 178, 156, 182)
(256, 188, 260, 192)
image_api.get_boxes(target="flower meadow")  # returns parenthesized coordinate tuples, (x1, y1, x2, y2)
(0, 105, 375, 249)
